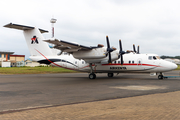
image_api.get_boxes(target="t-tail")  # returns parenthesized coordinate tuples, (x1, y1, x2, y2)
(3, 23, 53, 57)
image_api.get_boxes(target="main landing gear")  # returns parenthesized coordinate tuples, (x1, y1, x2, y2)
(89, 73, 114, 79)
(89, 63, 96, 79)
(108, 73, 114, 77)
(89, 73, 96, 79)
(88, 64, 115, 79)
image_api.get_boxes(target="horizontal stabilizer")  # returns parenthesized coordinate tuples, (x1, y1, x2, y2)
(3, 23, 48, 33)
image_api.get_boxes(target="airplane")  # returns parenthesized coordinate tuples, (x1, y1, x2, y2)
(4, 23, 178, 79)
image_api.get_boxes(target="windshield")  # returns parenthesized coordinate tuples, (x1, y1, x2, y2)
(148, 56, 161, 60)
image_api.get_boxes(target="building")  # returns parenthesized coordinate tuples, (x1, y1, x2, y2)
(10, 55, 25, 61)
(0, 51, 14, 67)
(10, 55, 25, 67)
(0, 51, 14, 62)
(0, 51, 26, 67)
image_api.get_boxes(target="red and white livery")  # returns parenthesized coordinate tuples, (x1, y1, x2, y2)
(4, 23, 177, 79)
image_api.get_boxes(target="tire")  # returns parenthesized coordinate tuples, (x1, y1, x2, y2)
(158, 75, 163, 80)
(108, 73, 114, 77)
(89, 73, 96, 79)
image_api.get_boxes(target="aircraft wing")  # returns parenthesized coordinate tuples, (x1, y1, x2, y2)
(44, 39, 93, 52)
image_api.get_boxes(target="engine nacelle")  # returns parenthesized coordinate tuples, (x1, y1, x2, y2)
(81, 50, 119, 64)
(73, 47, 107, 59)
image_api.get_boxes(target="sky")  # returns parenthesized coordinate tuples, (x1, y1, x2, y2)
(1, 0, 180, 59)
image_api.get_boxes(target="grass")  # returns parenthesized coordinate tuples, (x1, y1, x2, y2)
(0, 66, 78, 74)
(176, 65, 180, 70)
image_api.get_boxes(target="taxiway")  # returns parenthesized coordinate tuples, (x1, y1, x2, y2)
(0, 71, 180, 112)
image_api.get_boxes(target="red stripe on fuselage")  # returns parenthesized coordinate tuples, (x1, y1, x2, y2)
(102, 63, 161, 67)
(35, 49, 75, 70)
(35, 49, 91, 70)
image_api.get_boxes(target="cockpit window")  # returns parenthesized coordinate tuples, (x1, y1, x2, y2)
(153, 56, 157, 60)
(148, 56, 160, 60)
(156, 56, 161, 59)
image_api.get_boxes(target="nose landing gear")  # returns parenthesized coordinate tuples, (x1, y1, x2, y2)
(158, 73, 164, 79)
(158, 75, 164, 79)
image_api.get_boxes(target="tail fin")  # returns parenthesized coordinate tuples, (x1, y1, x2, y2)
(4, 23, 53, 56)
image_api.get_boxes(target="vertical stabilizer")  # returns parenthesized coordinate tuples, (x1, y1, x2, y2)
(4, 23, 53, 56)
(23, 27, 53, 56)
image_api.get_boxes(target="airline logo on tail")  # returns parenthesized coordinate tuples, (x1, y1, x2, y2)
(31, 36, 39, 44)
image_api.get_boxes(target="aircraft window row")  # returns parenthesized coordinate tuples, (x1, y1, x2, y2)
(113, 60, 137, 64)
(129, 61, 135, 64)
(75, 61, 86, 64)
(113, 61, 121, 64)
(148, 56, 161, 60)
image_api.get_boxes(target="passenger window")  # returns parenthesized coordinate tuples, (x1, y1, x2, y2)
(118, 61, 120, 64)
(148, 56, 152, 60)
(132, 61, 134, 63)
(82, 61, 84, 64)
(129, 61, 131, 64)
(75, 61, 77, 64)
(114, 61, 116, 64)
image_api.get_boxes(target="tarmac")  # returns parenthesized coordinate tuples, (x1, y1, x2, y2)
(1, 91, 180, 120)
(0, 72, 180, 120)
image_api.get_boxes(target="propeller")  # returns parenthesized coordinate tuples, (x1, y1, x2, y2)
(119, 39, 126, 65)
(133, 44, 140, 54)
(106, 36, 114, 64)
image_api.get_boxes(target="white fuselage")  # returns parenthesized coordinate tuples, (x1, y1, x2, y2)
(30, 52, 177, 74)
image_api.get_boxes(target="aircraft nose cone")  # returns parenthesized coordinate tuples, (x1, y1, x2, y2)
(171, 63, 178, 70)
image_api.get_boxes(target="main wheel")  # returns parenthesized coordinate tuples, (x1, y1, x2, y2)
(89, 73, 96, 79)
(108, 73, 114, 77)
(158, 75, 164, 79)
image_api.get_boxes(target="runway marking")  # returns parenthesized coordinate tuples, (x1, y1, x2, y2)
(110, 85, 167, 90)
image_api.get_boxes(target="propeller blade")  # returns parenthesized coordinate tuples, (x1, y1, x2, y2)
(119, 39, 122, 52)
(133, 44, 136, 53)
(137, 45, 140, 54)
(106, 36, 110, 48)
(108, 53, 112, 63)
(120, 54, 123, 65)
(106, 36, 113, 63)
(119, 39, 125, 65)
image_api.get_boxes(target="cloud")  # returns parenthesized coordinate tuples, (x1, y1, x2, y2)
(0, 0, 180, 58)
